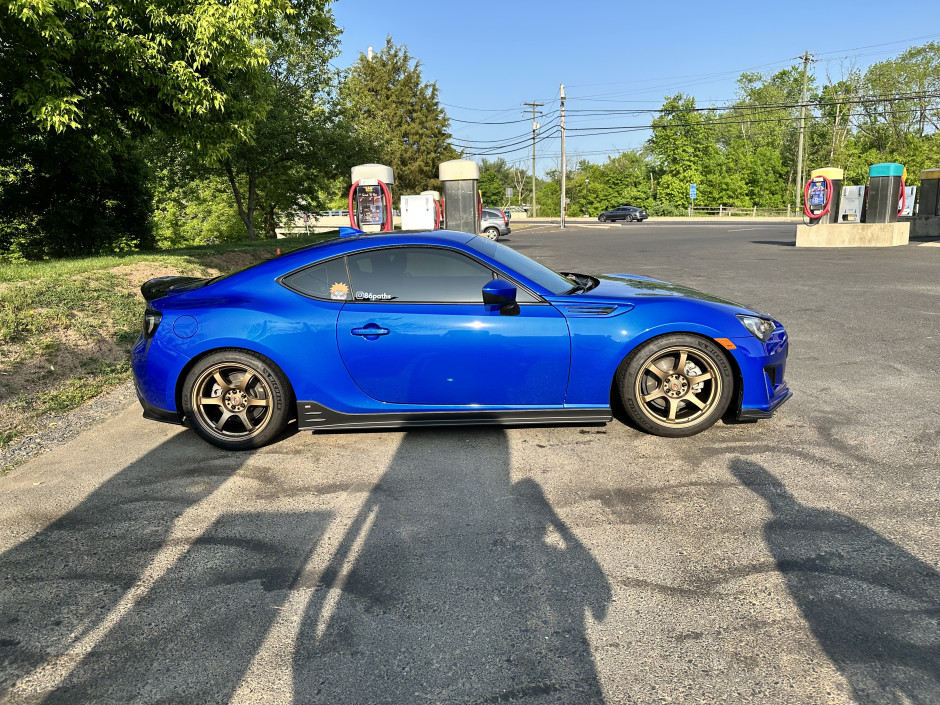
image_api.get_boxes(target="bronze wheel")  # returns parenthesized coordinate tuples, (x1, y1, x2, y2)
(182, 350, 290, 450)
(617, 335, 733, 437)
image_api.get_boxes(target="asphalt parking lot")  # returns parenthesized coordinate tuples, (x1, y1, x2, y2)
(1, 221, 938, 704)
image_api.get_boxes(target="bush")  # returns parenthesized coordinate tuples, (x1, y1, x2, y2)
(647, 203, 686, 217)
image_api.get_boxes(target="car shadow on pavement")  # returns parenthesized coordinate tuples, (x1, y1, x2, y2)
(0, 432, 331, 704)
(730, 460, 940, 704)
(292, 428, 612, 704)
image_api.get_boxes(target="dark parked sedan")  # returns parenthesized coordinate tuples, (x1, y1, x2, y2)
(598, 206, 648, 223)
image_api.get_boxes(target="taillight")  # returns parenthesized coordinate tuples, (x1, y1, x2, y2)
(501, 209, 507, 224)
(143, 307, 163, 338)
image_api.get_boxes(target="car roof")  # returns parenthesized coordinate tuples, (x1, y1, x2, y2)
(221, 230, 481, 284)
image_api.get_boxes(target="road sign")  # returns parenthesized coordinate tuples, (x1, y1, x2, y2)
(565, 197, 571, 204)
(689, 184, 697, 200)
(505, 187, 513, 199)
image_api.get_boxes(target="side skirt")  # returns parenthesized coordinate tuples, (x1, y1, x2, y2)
(298, 401, 612, 432)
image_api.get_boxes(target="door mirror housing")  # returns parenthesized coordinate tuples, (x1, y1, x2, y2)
(482, 279, 520, 316)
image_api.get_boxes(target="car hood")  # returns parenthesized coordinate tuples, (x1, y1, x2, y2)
(575, 273, 758, 313)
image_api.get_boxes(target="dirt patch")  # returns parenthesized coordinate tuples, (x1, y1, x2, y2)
(109, 262, 194, 299)
(202, 251, 265, 274)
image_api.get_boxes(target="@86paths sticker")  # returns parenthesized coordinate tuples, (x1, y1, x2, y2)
(330, 282, 349, 300)
(356, 291, 394, 301)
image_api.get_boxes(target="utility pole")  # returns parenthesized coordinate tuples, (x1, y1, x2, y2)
(559, 84, 566, 229)
(524, 100, 543, 218)
(795, 51, 813, 214)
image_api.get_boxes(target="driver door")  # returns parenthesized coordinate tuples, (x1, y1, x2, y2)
(336, 246, 570, 406)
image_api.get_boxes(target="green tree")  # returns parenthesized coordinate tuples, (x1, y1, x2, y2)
(212, 13, 368, 240)
(341, 37, 458, 198)
(648, 94, 716, 207)
(0, 133, 154, 258)
(479, 159, 514, 206)
(0, 0, 308, 149)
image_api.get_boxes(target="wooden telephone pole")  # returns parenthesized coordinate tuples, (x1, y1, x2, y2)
(523, 100, 544, 218)
(795, 51, 813, 213)
(560, 84, 566, 229)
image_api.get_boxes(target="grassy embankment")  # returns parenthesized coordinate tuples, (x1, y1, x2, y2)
(0, 232, 335, 449)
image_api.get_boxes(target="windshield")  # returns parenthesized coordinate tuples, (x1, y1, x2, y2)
(469, 237, 575, 295)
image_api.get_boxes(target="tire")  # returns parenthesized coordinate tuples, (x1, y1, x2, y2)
(182, 349, 291, 450)
(616, 334, 733, 437)
(483, 227, 500, 240)
(625, 214, 634, 222)
(598, 215, 607, 222)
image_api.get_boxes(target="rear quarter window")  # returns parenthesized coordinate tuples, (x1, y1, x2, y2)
(281, 258, 351, 301)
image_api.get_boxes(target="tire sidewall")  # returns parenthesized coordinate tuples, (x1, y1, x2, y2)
(182, 349, 291, 450)
(617, 334, 734, 437)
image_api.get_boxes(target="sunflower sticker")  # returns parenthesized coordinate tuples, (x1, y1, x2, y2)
(330, 282, 349, 300)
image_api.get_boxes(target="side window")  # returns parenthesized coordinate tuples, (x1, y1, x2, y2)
(281, 258, 351, 301)
(347, 247, 495, 303)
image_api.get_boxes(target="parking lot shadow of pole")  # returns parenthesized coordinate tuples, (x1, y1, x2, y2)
(293, 429, 612, 704)
(730, 460, 940, 704)
(0, 433, 332, 704)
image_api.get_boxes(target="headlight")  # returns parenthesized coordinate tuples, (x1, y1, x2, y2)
(736, 314, 776, 341)
(143, 307, 163, 338)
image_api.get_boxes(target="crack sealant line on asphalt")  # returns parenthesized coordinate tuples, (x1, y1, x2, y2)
(229, 489, 381, 705)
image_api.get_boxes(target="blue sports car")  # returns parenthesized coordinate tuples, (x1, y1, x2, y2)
(132, 230, 790, 450)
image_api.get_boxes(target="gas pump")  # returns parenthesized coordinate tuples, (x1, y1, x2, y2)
(438, 159, 481, 235)
(420, 190, 443, 228)
(803, 168, 843, 225)
(348, 164, 394, 233)
(865, 162, 904, 224)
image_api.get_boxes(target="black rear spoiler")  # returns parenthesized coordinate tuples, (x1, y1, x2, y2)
(141, 276, 205, 302)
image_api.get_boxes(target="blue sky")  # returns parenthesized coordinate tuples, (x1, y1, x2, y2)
(331, 0, 938, 176)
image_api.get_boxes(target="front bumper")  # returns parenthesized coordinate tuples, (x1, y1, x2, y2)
(729, 326, 791, 420)
(738, 389, 791, 420)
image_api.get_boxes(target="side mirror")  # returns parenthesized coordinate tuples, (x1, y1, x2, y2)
(482, 279, 520, 316)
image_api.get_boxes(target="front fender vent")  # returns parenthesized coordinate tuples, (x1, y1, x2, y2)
(560, 304, 627, 317)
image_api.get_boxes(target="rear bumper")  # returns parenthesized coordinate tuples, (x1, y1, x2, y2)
(136, 384, 183, 425)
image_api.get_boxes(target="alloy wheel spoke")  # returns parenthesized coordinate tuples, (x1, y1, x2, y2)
(685, 394, 707, 410)
(675, 351, 688, 375)
(236, 371, 255, 392)
(667, 398, 679, 421)
(212, 371, 232, 393)
(642, 389, 666, 403)
(246, 396, 269, 407)
(687, 372, 713, 385)
(200, 397, 224, 406)
(214, 410, 234, 430)
(645, 364, 668, 381)
(237, 411, 256, 431)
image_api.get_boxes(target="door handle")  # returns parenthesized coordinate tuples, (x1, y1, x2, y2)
(351, 324, 390, 339)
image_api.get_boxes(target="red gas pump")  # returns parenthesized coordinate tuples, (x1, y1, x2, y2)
(348, 164, 395, 232)
(803, 174, 833, 222)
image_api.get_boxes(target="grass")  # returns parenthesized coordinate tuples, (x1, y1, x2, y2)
(0, 231, 336, 453)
